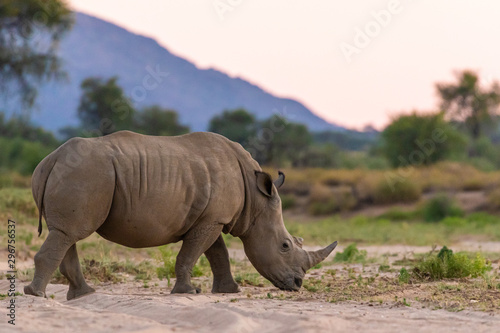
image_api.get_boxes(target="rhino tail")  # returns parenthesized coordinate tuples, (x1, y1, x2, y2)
(33, 152, 58, 237)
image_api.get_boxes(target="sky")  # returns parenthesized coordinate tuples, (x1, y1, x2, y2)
(68, 0, 500, 130)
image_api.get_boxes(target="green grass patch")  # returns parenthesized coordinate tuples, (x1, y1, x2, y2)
(285, 213, 500, 246)
(400, 246, 491, 282)
(376, 208, 419, 221)
(156, 246, 210, 285)
(0, 187, 37, 218)
(333, 243, 367, 263)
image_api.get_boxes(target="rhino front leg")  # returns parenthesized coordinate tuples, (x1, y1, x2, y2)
(205, 235, 240, 293)
(171, 225, 222, 294)
(59, 244, 95, 300)
(24, 229, 73, 298)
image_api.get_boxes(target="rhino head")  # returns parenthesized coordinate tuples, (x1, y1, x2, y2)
(239, 171, 338, 291)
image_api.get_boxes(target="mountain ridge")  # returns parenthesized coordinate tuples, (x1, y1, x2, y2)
(18, 12, 343, 132)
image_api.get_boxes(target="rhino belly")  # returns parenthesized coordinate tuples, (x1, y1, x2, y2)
(96, 199, 193, 248)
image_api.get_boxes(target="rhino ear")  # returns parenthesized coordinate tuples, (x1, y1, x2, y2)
(255, 171, 273, 197)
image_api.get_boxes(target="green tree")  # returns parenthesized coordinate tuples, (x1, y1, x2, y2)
(77, 77, 135, 136)
(134, 106, 189, 136)
(257, 115, 312, 166)
(0, 0, 73, 109)
(381, 112, 466, 168)
(208, 109, 257, 145)
(437, 70, 500, 140)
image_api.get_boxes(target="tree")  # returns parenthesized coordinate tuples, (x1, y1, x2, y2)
(0, 0, 73, 110)
(381, 112, 466, 168)
(257, 115, 312, 166)
(208, 109, 257, 145)
(437, 70, 500, 140)
(77, 77, 135, 136)
(134, 106, 189, 136)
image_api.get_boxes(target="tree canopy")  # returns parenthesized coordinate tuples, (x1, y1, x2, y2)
(133, 106, 189, 136)
(0, 0, 73, 110)
(77, 77, 135, 136)
(437, 70, 500, 140)
(208, 108, 257, 145)
(381, 112, 466, 168)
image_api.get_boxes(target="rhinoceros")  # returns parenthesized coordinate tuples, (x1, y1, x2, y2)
(24, 131, 337, 300)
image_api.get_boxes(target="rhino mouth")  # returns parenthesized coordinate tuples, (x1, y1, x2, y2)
(270, 276, 303, 291)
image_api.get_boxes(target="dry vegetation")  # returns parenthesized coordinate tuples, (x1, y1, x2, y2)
(269, 162, 500, 215)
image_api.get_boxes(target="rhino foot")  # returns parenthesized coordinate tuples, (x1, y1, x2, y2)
(171, 283, 201, 294)
(212, 280, 240, 294)
(67, 285, 95, 300)
(24, 284, 45, 298)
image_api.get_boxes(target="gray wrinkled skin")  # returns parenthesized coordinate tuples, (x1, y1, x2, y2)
(24, 131, 337, 300)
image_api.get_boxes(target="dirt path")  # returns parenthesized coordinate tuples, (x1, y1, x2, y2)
(2, 242, 500, 332)
(1, 281, 499, 333)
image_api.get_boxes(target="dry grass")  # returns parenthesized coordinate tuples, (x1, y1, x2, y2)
(277, 162, 500, 213)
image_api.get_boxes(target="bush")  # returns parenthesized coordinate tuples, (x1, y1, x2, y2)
(333, 243, 367, 263)
(381, 112, 466, 168)
(409, 246, 491, 281)
(308, 184, 357, 215)
(421, 194, 464, 222)
(0, 137, 53, 175)
(373, 178, 421, 204)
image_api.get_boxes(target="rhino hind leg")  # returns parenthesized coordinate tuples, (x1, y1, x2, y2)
(205, 235, 240, 293)
(171, 225, 223, 294)
(60, 244, 95, 300)
(24, 229, 75, 298)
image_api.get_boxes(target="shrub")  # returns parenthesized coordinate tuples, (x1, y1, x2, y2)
(381, 112, 466, 168)
(0, 137, 53, 175)
(421, 194, 464, 222)
(308, 184, 357, 215)
(333, 243, 367, 263)
(373, 178, 421, 204)
(402, 246, 491, 282)
(398, 268, 410, 283)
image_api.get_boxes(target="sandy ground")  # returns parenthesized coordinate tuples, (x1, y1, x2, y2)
(1, 242, 500, 333)
(1, 281, 499, 333)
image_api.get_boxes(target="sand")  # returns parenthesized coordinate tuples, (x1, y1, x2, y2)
(2, 243, 500, 332)
(1, 280, 499, 333)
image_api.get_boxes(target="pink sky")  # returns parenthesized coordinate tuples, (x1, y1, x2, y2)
(68, 0, 500, 130)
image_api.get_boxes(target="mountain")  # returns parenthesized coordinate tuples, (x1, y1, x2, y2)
(25, 13, 343, 132)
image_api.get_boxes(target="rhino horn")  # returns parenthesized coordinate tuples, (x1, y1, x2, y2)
(306, 241, 338, 269)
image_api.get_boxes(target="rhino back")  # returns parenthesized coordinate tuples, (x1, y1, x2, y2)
(95, 131, 248, 247)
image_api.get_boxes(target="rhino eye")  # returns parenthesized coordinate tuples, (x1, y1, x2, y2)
(281, 241, 291, 252)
